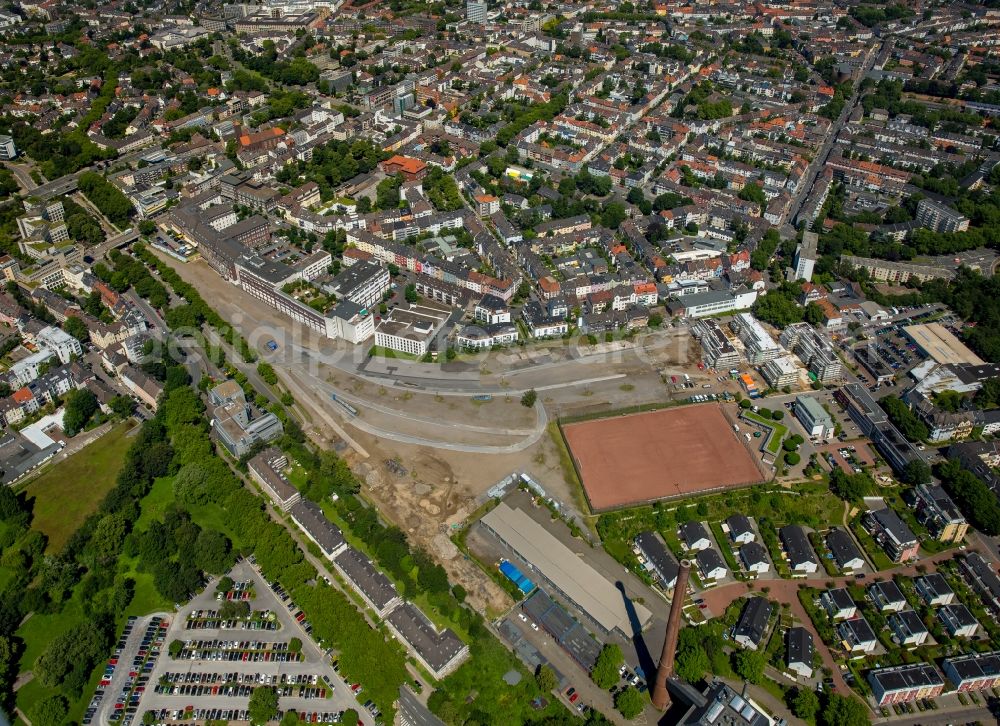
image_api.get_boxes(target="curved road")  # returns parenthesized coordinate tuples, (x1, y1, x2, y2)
(700, 548, 969, 698)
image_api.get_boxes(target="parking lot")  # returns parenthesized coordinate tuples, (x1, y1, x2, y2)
(87, 615, 169, 726)
(136, 560, 376, 725)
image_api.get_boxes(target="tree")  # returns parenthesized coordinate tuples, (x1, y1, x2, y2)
(535, 664, 557, 692)
(340, 709, 358, 726)
(901, 458, 931, 486)
(614, 686, 645, 719)
(195, 528, 232, 574)
(771, 409, 784, 421)
(784, 451, 801, 466)
(63, 388, 99, 436)
(289, 637, 302, 653)
(110, 395, 134, 418)
(248, 686, 279, 725)
(675, 634, 710, 684)
(975, 377, 1000, 408)
(732, 649, 766, 684)
(829, 469, 870, 502)
(521, 389, 537, 407)
(63, 315, 90, 342)
(600, 201, 627, 229)
(32, 694, 68, 726)
(36, 623, 106, 694)
(169, 639, 184, 657)
(791, 688, 820, 720)
(819, 693, 870, 726)
(280, 711, 300, 726)
(405, 284, 418, 303)
(880, 396, 929, 442)
(257, 362, 278, 385)
(591, 643, 624, 689)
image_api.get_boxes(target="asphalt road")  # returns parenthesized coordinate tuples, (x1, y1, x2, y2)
(781, 40, 885, 235)
(397, 687, 444, 726)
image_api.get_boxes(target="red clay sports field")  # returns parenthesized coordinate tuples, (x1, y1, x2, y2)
(562, 403, 766, 511)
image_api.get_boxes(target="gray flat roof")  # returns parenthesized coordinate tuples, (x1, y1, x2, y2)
(482, 502, 651, 633)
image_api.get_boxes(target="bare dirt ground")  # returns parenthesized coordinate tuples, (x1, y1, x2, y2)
(151, 252, 721, 613)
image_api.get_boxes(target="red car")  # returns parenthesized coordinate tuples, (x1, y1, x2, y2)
(569, 693, 579, 704)
(670, 375, 677, 383)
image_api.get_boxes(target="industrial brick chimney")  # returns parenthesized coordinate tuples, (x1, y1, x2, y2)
(651, 559, 691, 711)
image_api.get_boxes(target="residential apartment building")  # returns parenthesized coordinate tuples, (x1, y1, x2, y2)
(248, 448, 301, 512)
(913, 484, 969, 543)
(916, 198, 969, 233)
(730, 313, 782, 365)
(865, 508, 920, 563)
(760, 355, 799, 389)
(942, 651, 1000, 692)
(321, 261, 390, 310)
(693, 318, 740, 370)
(780, 323, 843, 382)
(867, 664, 944, 706)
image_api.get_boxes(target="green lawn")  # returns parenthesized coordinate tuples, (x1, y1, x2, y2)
(284, 460, 309, 492)
(134, 476, 175, 531)
(21, 421, 136, 553)
(850, 518, 895, 570)
(742, 410, 788, 455)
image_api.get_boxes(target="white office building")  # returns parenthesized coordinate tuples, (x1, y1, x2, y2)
(793, 395, 835, 439)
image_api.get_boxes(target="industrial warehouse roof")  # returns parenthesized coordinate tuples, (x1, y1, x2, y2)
(904, 323, 984, 366)
(481, 502, 651, 634)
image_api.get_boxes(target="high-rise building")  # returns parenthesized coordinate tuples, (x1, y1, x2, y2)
(0, 134, 16, 160)
(466, 0, 487, 23)
(916, 198, 969, 233)
(793, 231, 818, 281)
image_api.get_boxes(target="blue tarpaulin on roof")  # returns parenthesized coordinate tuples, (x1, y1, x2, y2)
(499, 560, 536, 594)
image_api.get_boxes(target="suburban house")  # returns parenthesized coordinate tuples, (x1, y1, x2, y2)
(732, 597, 772, 651)
(739, 542, 770, 575)
(914, 573, 954, 607)
(942, 651, 1000, 692)
(868, 663, 944, 706)
(868, 580, 908, 613)
(786, 627, 814, 679)
(938, 604, 979, 639)
(725, 514, 755, 544)
(680, 521, 712, 551)
(838, 616, 878, 654)
(889, 610, 929, 647)
(826, 528, 865, 572)
(779, 525, 818, 575)
(633, 531, 680, 591)
(696, 548, 728, 582)
(959, 553, 1000, 615)
(820, 588, 857, 621)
